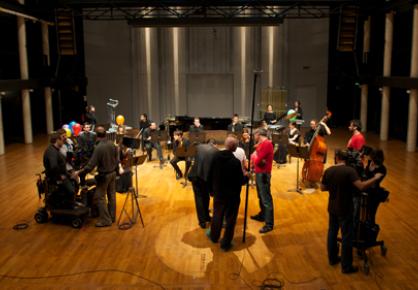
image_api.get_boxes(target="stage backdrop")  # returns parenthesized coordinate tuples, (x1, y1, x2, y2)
(84, 19, 329, 126)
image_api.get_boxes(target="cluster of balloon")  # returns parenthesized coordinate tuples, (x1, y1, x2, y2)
(62, 121, 82, 137)
(116, 115, 125, 126)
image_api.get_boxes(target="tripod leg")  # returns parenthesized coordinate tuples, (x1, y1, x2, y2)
(133, 192, 145, 227)
(118, 190, 134, 226)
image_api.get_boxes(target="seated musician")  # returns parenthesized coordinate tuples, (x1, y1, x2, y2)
(116, 137, 133, 193)
(264, 104, 277, 125)
(170, 130, 192, 180)
(304, 119, 332, 145)
(227, 114, 243, 134)
(43, 131, 77, 209)
(288, 122, 300, 145)
(189, 117, 204, 133)
(143, 122, 164, 167)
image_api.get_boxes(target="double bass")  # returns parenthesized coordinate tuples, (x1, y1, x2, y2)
(302, 111, 332, 183)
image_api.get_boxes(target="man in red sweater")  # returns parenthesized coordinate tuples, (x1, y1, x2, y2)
(250, 128, 275, 233)
(347, 120, 365, 151)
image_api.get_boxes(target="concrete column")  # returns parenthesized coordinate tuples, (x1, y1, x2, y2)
(172, 27, 180, 115)
(17, 0, 32, 144)
(380, 12, 393, 141)
(42, 22, 54, 134)
(407, 5, 418, 152)
(240, 27, 247, 116)
(363, 16, 371, 63)
(0, 96, 4, 155)
(360, 84, 368, 132)
(144, 27, 152, 116)
(360, 17, 371, 132)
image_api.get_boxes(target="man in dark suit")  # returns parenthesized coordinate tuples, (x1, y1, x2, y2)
(207, 135, 246, 251)
(170, 130, 191, 179)
(189, 117, 204, 133)
(227, 114, 243, 134)
(143, 122, 164, 168)
(188, 139, 218, 228)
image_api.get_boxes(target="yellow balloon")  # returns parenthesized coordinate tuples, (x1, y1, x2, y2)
(65, 128, 72, 137)
(116, 115, 125, 126)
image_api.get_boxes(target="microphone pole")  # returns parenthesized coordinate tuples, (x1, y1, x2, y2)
(243, 70, 262, 243)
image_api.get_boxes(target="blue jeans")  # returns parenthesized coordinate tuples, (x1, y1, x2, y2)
(327, 213, 354, 271)
(256, 173, 274, 227)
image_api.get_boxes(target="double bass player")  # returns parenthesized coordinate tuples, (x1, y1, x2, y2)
(302, 112, 332, 189)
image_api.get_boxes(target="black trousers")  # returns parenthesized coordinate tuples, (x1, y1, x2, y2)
(210, 196, 241, 247)
(327, 213, 354, 271)
(191, 178, 211, 224)
(170, 156, 191, 177)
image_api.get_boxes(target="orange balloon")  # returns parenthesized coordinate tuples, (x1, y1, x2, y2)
(116, 115, 125, 125)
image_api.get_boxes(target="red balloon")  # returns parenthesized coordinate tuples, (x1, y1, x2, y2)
(73, 123, 81, 137)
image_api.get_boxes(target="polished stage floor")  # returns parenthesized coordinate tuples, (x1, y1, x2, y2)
(0, 129, 417, 289)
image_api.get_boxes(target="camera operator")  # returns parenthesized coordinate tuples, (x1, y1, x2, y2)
(76, 126, 118, 227)
(321, 149, 383, 274)
(43, 131, 77, 209)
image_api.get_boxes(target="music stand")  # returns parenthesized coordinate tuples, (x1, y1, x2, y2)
(189, 131, 206, 144)
(117, 154, 147, 230)
(287, 144, 309, 195)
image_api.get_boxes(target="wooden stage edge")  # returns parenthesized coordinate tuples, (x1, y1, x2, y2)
(0, 129, 417, 289)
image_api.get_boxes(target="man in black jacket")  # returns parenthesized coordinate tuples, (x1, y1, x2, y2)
(170, 130, 191, 179)
(43, 131, 76, 208)
(188, 139, 218, 228)
(77, 126, 118, 227)
(207, 136, 246, 251)
(321, 149, 383, 274)
(143, 122, 164, 168)
(227, 114, 243, 134)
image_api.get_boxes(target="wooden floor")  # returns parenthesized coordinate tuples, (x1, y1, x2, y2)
(0, 129, 417, 289)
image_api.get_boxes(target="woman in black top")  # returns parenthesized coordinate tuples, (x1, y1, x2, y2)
(263, 104, 277, 125)
(238, 128, 252, 160)
(364, 149, 387, 224)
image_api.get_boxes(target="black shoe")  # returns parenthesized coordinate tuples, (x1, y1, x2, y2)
(95, 222, 112, 227)
(342, 266, 359, 274)
(329, 257, 341, 266)
(199, 222, 207, 229)
(259, 225, 273, 234)
(220, 242, 233, 252)
(206, 229, 216, 243)
(250, 214, 264, 222)
(176, 173, 183, 180)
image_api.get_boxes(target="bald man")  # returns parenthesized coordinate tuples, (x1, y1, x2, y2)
(207, 136, 246, 251)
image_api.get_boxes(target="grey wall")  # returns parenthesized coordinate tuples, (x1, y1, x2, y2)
(84, 19, 329, 127)
(84, 21, 134, 125)
(283, 19, 329, 123)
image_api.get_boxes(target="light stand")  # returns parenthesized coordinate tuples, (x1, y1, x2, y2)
(106, 98, 119, 129)
(243, 70, 262, 243)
